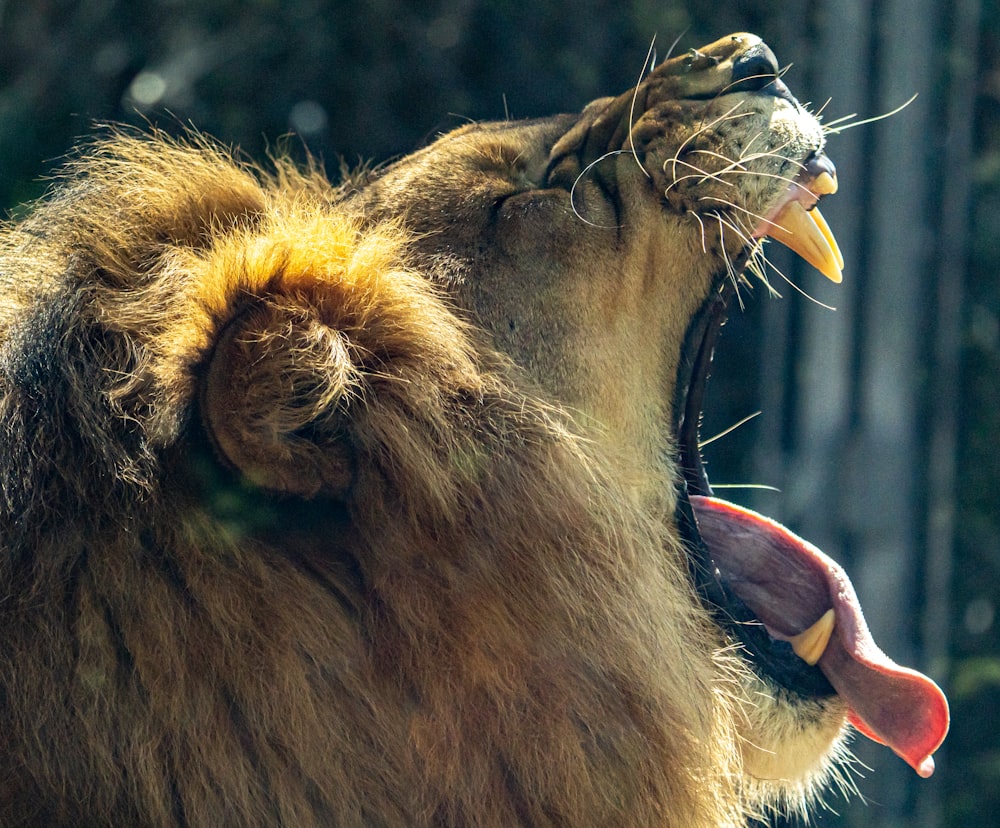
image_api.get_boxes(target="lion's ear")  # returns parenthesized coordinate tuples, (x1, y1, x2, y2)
(201, 298, 356, 498)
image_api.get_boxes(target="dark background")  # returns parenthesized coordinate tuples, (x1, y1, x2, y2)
(2, 2, 996, 825)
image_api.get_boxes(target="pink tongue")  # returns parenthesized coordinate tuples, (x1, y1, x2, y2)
(690, 495, 949, 777)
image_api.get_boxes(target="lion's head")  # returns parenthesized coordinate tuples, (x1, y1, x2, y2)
(353, 29, 948, 795)
(0, 33, 946, 826)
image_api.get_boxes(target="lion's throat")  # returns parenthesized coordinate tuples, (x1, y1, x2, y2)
(690, 495, 950, 778)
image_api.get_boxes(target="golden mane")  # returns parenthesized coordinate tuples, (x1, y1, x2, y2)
(0, 132, 746, 825)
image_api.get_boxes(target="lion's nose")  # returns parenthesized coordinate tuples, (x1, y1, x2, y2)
(730, 42, 780, 93)
(654, 34, 793, 101)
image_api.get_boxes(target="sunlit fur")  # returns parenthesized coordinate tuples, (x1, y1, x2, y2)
(0, 34, 853, 826)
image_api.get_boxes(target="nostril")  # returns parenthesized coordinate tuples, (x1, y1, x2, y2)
(730, 43, 780, 92)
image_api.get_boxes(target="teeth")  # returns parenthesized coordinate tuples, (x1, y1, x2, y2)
(765, 201, 844, 283)
(812, 170, 838, 196)
(789, 608, 836, 666)
(809, 205, 845, 270)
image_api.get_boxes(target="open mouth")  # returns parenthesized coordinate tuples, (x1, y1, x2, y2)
(672, 152, 949, 778)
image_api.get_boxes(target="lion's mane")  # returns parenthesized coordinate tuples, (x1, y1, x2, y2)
(0, 134, 747, 826)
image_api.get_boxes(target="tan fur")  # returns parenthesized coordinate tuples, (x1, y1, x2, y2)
(0, 34, 847, 826)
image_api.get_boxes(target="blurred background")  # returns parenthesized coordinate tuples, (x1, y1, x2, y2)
(1, 1, 996, 825)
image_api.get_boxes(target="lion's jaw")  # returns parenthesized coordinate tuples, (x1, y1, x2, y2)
(360, 35, 836, 490)
(357, 32, 947, 816)
(538, 32, 856, 802)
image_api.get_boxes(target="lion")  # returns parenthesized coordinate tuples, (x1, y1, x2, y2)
(0, 33, 947, 826)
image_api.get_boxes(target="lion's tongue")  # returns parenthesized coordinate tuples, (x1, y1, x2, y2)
(690, 495, 949, 777)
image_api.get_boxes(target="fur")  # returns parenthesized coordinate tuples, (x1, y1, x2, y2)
(0, 33, 847, 826)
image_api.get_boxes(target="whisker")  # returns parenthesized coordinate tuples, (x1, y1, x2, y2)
(696, 195, 770, 235)
(713, 212, 757, 257)
(694, 164, 801, 195)
(822, 93, 918, 135)
(699, 410, 762, 447)
(743, 239, 784, 298)
(715, 210, 784, 308)
(683, 149, 750, 182)
(717, 73, 779, 97)
(569, 149, 627, 229)
(738, 228, 783, 298)
(710, 212, 748, 310)
(688, 209, 709, 254)
(710, 206, 754, 241)
(753, 240, 838, 310)
(666, 142, 802, 194)
(726, 215, 781, 298)
(812, 97, 834, 119)
(708, 207, 830, 306)
(665, 145, 798, 193)
(773, 264, 838, 309)
(662, 29, 688, 64)
(715, 61, 794, 99)
(732, 132, 807, 173)
(738, 130, 768, 159)
(738, 140, 801, 167)
(688, 147, 803, 189)
(669, 105, 754, 181)
(820, 111, 859, 130)
(627, 37, 657, 180)
(665, 161, 738, 194)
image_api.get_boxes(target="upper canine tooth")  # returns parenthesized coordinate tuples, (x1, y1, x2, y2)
(809, 205, 845, 270)
(789, 608, 836, 666)
(764, 201, 844, 283)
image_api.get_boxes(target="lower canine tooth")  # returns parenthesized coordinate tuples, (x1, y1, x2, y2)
(789, 608, 836, 666)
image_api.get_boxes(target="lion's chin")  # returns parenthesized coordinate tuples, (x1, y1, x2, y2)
(737, 673, 852, 812)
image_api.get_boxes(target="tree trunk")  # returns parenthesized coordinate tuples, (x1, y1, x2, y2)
(760, 1, 956, 825)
